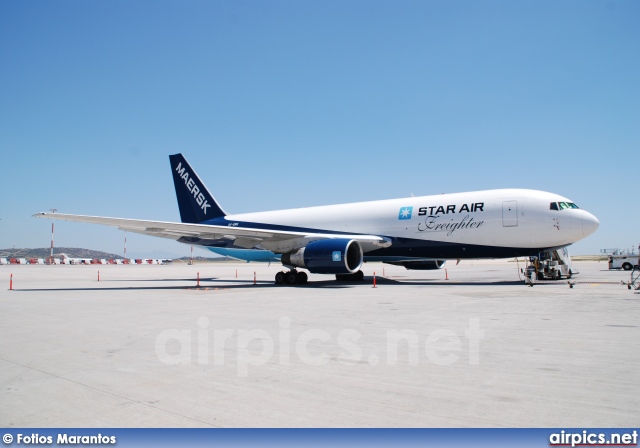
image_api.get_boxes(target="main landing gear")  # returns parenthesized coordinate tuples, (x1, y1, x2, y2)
(274, 269, 365, 285)
(275, 269, 308, 285)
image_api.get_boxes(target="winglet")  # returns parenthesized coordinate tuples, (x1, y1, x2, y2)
(169, 154, 226, 223)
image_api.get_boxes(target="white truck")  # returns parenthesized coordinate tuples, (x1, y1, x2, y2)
(608, 253, 639, 271)
(601, 248, 639, 271)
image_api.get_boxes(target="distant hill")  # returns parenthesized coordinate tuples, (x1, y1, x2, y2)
(0, 247, 121, 259)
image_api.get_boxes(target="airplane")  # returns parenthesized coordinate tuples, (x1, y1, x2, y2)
(58, 253, 92, 265)
(34, 153, 599, 285)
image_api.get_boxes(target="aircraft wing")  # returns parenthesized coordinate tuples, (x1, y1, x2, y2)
(33, 212, 391, 250)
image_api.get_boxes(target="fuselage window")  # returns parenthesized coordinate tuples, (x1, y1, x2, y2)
(550, 202, 559, 210)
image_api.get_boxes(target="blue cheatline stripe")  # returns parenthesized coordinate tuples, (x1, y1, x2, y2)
(206, 246, 281, 262)
(193, 235, 562, 263)
(199, 217, 562, 259)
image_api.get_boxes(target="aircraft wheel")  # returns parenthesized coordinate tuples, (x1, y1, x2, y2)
(286, 271, 299, 285)
(296, 271, 308, 284)
(335, 274, 345, 281)
(354, 270, 364, 281)
(275, 272, 285, 285)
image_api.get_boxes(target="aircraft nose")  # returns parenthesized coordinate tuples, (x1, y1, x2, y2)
(582, 211, 599, 238)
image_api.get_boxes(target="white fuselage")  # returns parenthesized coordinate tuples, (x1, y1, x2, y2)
(210, 189, 599, 261)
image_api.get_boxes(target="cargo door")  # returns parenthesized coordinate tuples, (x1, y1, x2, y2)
(502, 200, 518, 227)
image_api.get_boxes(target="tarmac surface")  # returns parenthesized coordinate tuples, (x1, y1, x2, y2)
(0, 260, 638, 427)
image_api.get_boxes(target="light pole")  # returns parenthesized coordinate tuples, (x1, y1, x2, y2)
(49, 209, 57, 264)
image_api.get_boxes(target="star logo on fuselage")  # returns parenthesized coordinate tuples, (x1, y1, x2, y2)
(398, 206, 413, 220)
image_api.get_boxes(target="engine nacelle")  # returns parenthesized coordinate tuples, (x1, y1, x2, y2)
(281, 239, 363, 274)
(390, 260, 446, 270)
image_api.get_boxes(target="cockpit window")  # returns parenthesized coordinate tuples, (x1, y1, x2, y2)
(554, 201, 580, 210)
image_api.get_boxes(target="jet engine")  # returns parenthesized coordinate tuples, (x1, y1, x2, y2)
(389, 260, 446, 270)
(281, 239, 363, 274)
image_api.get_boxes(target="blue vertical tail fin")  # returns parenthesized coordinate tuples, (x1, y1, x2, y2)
(169, 153, 226, 223)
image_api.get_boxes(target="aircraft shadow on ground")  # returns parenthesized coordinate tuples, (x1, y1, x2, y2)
(363, 277, 528, 287)
(108, 276, 528, 287)
(13, 276, 534, 292)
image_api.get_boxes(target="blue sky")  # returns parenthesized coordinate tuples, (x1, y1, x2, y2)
(1, 0, 638, 258)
